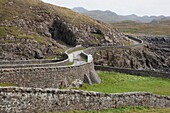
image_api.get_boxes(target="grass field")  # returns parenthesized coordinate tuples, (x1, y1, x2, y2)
(79, 71, 170, 96)
(112, 21, 170, 36)
(69, 71, 170, 113)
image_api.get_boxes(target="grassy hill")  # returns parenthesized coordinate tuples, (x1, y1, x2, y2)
(112, 21, 170, 36)
(0, 0, 127, 60)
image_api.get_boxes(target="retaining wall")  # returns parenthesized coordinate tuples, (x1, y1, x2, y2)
(95, 65, 170, 79)
(0, 58, 69, 68)
(0, 55, 68, 65)
(0, 87, 169, 113)
(83, 35, 143, 55)
(0, 62, 95, 88)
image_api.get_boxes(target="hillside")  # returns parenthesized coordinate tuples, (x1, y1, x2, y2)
(72, 7, 168, 23)
(112, 21, 170, 36)
(0, 0, 128, 60)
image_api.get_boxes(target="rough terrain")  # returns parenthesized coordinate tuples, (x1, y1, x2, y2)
(0, 0, 129, 60)
(94, 35, 170, 72)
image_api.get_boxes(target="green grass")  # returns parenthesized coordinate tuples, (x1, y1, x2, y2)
(56, 106, 170, 113)
(67, 62, 74, 65)
(0, 26, 48, 44)
(0, 83, 16, 87)
(78, 71, 170, 96)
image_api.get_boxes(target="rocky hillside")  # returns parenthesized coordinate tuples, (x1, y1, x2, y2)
(0, 0, 129, 60)
(94, 36, 170, 72)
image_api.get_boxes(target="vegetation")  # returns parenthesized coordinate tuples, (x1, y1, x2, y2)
(0, 83, 16, 87)
(112, 21, 170, 36)
(78, 71, 170, 96)
(58, 106, 170, 113)
(0, 26, 48, 44)
(67, 47, 85, 54)
(67, 62, 74, 65)
(91, 33, 103, 38)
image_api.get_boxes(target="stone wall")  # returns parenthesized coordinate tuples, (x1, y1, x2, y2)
(95, 65, 170, 79)
(0, 45, 101, 88)
(82, 35, 143, 55)
(0, 58, 69, 68)
(0, 62, 95, 88)
(0, 87, 169, 113)
(0, 54, 68, 65)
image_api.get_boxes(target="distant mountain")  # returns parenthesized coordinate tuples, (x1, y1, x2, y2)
(72, 7, 88, 13)
(72, 7, 169, 23)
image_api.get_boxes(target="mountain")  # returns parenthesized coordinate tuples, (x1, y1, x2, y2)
(72, 7, 168, 23)
(0, 0, 127, 60)
(72, 7, 88, 13)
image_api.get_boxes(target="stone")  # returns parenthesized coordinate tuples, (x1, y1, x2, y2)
(84, 74, 92, 85)
(69, 79, 83, 88)
(89, 70, 101, 84)
(34, 49, 44, 59)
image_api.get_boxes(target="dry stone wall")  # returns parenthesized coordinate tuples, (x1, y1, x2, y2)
(0, 62, 95, 88)
(95, 65, 170, 79)
(0, 87, 169, 113)
(0, 45, 100, 88)
(82, 35, 143, 55)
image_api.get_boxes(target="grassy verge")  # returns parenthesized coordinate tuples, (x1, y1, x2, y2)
(58, 106, 170, 113)
(78, 71, 170, 96)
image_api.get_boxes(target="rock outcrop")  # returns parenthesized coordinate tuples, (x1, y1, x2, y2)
(94, 36, 170, 72)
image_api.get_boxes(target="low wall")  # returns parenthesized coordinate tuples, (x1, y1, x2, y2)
(0, 54, 68, 65)
(0, 58, 69, 68)
(95, 65, 170, 79)
(0, 87, 169, 113)
(0, 62, 95, 88)
(80, 51, 93, 63)
(82, 35, 143, 55)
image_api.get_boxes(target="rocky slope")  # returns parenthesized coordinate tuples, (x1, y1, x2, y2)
(94, 36, 170, 72)
(0, 0, 129, 60)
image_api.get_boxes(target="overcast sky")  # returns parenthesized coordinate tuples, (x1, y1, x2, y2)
(42, 0, 170, 16)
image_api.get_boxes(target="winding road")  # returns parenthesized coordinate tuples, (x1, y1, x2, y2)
(0, 35, 143, 69)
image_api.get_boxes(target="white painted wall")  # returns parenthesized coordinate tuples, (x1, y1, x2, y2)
(87, 55, 93, 62)
(68, 54, 74, 62)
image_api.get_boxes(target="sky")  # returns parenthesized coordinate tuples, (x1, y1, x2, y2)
(42, 0, 170, 16)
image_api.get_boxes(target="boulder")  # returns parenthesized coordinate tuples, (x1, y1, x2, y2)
(89, 70, 101, 84)
(84, 74, 92, 85)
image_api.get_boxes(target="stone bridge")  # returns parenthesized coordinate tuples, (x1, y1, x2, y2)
(0, 35, 144, 88)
